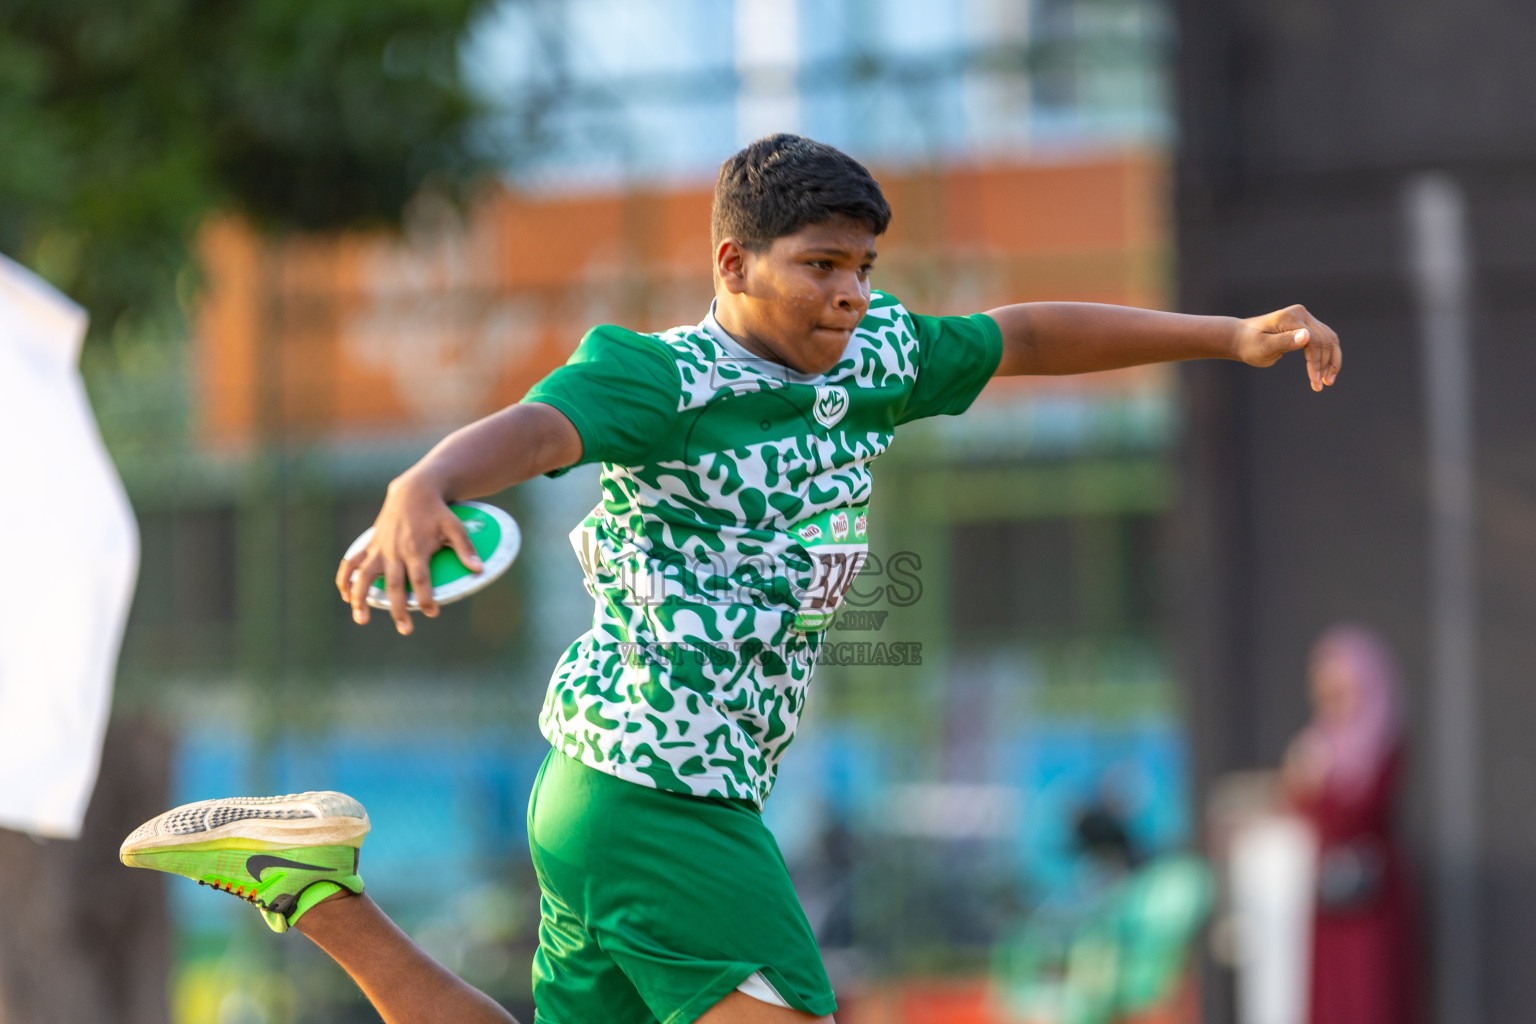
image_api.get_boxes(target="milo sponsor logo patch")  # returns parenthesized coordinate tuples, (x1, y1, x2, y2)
(789, 503, 871, 632)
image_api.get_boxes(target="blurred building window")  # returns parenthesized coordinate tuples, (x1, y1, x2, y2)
(463, 0, 1172, 188)
(124, 507, 237, 669)
(950, 512, 1166, 642)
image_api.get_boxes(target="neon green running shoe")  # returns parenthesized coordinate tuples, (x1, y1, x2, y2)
(120, 791, 368, 934)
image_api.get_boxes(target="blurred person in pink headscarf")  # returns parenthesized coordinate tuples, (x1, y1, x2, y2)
(1282, 625, 1421, 1024)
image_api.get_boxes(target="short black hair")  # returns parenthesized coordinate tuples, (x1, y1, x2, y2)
(711, 134, 891, 250)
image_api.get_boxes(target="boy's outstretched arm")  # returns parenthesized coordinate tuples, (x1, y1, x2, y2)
(986, 302, 1341, 391)
(335, 402, 582, 635)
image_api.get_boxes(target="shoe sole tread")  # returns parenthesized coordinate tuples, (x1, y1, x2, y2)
(120, 791, 368, 858)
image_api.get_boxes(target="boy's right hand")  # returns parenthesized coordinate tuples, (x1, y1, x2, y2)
(335, 470, 484, 635)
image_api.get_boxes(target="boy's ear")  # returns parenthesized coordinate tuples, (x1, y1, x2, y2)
(715, 238, 750, 294)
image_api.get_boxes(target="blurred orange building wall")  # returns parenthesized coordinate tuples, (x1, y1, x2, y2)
(838, 974, 1199, 1024)
(194, 154, 1168, 448)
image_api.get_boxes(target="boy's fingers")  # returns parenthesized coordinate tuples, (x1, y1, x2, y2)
(1306, 322, 1339, 388)
(383, 561, 413, 635)
(1259, 306, 1341, 389)
(406, 553, 439, 618)
(336, 551, 364, 601)
(445, 518, 483, 574)
(1251, 324, 1307, 367)
(349, 554, 377, 625)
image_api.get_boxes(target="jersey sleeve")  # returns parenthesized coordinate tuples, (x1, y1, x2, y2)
(521, 325, 682, 474)
(896, 310, 1004, 424)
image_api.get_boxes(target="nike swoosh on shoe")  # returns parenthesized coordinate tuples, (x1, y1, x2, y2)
(247, 854, 334, 881)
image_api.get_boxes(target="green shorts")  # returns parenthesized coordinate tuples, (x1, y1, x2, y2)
(526, 748, 837, 1024)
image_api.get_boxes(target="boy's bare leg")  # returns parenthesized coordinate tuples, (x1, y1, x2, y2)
(297, 892, 833, 1024)
(695, 992, 833, 1024)
(296, 892, 519, 1024)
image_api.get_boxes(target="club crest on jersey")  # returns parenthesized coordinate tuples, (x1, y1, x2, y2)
(814, 385, 849, 429)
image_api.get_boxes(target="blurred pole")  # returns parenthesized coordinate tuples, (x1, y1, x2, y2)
(1228, 814, 1314, 1024)
(240, 240, 287, 761)
(1405, 172, 1478, 1024)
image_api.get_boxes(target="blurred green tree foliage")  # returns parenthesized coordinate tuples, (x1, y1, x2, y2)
(0, 0, 493, 341)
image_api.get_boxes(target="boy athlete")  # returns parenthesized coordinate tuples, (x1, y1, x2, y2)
(121, 135, 1341, 1024)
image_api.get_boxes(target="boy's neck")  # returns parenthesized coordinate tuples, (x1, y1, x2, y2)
(710, 295, 788, 369)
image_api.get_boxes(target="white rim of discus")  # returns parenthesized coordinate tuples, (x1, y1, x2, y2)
(344, 501, 521, 611)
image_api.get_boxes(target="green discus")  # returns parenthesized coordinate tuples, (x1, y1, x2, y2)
(343, 501, 520, 611)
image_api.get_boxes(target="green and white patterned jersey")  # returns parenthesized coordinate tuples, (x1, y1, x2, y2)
(522, 291, 1001, 806)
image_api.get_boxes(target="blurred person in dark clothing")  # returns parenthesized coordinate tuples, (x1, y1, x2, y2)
(1282, 625, 1420, 1024)
(1074, 798, 1142, 876)
(992, 788, 1210, 1024)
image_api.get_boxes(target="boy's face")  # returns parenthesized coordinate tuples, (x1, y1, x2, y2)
(713, 216, 877, 375)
